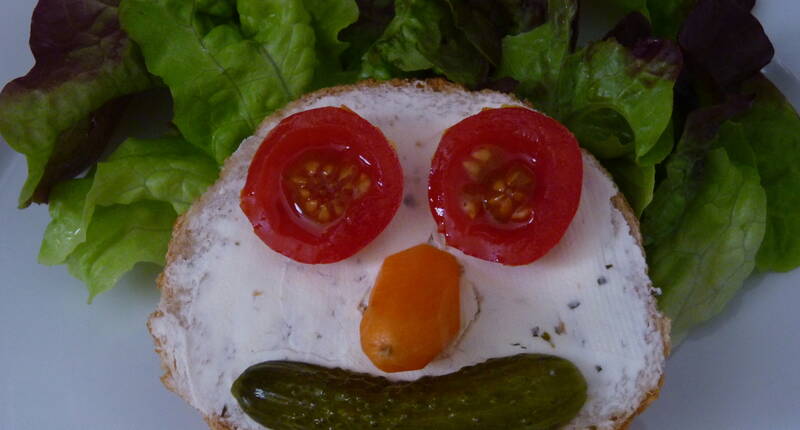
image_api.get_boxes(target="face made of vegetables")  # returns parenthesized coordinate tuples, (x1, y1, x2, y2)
(240, 106, 583, 373)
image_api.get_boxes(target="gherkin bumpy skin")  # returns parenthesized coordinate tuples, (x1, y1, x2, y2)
(232, 354, 587, 429)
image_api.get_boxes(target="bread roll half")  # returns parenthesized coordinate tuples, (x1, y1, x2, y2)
(150, 79, 669, 430)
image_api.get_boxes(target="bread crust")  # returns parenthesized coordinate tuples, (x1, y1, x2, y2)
(150, 78, 670, 430)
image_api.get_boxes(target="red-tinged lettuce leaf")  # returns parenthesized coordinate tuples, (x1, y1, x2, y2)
(0, 0, 155, 207)
(32, 96, 133, 204)
(678, 0, 774, 93)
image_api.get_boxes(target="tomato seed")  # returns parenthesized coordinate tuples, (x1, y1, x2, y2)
(304, 160, 320, 175)
(462, 160, 481, 179)
(471, 148, 492, 162)
(318, 206, 331, 223)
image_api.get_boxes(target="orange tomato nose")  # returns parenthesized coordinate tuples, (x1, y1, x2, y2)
(359, 244, 461, 373)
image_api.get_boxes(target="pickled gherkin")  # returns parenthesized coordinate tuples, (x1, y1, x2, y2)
(232, 353, 587, 429)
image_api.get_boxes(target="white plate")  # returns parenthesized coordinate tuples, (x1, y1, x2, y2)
(1, 1, 798, 429)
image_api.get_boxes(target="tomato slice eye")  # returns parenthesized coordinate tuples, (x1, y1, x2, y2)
(428, 107, 583, 266)
(241, 107, 403, 264)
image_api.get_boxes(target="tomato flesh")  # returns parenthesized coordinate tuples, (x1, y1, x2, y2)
(241, 107, 403, 264)
(428, 107, 583, 266)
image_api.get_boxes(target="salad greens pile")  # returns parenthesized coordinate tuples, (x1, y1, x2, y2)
(0, 0, 797, 342)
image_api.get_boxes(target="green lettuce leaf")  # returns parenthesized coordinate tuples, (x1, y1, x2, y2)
(608, 0, 696, 38)
(340, 0, 396, 70)
(498, 0, 548, 34)
(714, 122, 756, 168)
(611, 0, 648, 15)
(497, 3, 679, 161)
(637, 118, 676, 166)
(363, 0, 489, 86)
(648, 0, 697, 38)
(0, 0, 154, 207)
(642, 98, 753, 246)
(39, 137, 216, 272)
(86, 137, 219, 216)
(497, 4, 679, 214)
(303, 0, 360, 87)
(496, 0, 576, 113)
(605, 159, 656, 216)
(737, 76, 800, 272)
(555, 39, 679, 213)
(643, 98, 769, 343)
(557, 40, 680, 164)
(445, 0, 509, 66)
(596, 119, 672, 217)
(650, 148, 766, 344)
(38, 178, 94, 266)
(120, 0, 317, 162)
(67, 200, 177, 302)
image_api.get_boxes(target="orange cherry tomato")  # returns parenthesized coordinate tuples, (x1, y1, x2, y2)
(360, 244, 461, 373)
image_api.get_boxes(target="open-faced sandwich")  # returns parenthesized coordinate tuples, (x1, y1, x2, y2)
(149, 79, 668, 430)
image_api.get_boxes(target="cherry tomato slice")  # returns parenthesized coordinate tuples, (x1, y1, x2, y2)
(428, 107, 582, 266)
(241, 107, 403, 264)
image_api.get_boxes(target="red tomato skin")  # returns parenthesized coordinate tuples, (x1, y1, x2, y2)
(241, 107, 403, 264)
(428, 107, 583, 266)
